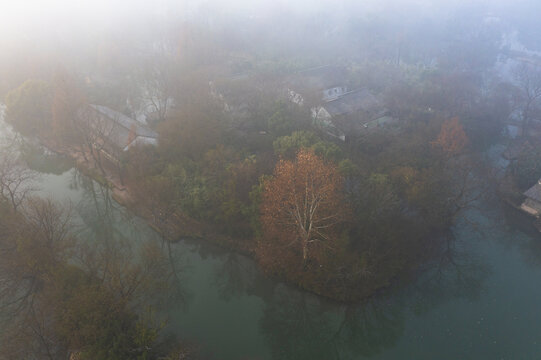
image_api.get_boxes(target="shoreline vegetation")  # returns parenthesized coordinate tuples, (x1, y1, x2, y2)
(38, 134, 253, 252)
(26, 134, 453, 303)
(1, 45, 511, 302)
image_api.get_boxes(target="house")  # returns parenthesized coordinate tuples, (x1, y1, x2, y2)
(87, 104, 158, 158)
(312, 89, 392, 141)
(287, 65, 349, 106)
(314, 89, 385, 124)
(287, 66, 393, 141)
(521, 179, 541, 217)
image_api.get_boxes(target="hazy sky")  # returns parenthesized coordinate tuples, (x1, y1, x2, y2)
(0, 0, 537, 42)
(0, 0, 502, 29)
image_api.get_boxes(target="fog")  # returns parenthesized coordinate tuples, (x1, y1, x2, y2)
(4, 0, 541, 359)
(2, 0, 540, 37)
(2, 0, 541, 55)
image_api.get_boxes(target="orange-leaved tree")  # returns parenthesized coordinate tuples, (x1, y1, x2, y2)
(259, 149, 347, 269)
(432, 117, 469, 156)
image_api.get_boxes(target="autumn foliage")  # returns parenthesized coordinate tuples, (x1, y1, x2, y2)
(432, 117, 469, 156)
(257, 149, 347, 272)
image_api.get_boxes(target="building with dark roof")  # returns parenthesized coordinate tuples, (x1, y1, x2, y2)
(318, 89, 382, 118)
(287, 65, 349, 105)
(287, 65, 395, 141)
(313, 89, 392, 140)
(521, 179, 541, 217)
(88, 105, 158, 155)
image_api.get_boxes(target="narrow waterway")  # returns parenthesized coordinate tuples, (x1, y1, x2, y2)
(3, 116, 541, 359)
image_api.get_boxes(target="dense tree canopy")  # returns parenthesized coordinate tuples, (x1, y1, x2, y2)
(432, 117, 469, 156)
(4, 79, 52, 135)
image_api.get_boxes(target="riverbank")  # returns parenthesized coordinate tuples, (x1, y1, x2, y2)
(32, 134, 458, 303)
(33, 137, 388, 302)
(37, 135, 256, 253)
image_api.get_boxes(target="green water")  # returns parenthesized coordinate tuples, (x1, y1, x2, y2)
(24, 156, 541, 360)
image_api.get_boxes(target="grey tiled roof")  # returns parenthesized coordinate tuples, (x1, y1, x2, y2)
(90, 105, 157, 139)
(88, 105, 158, 151)
(524, 182, 541, 203)
(322, 89, 382, 117)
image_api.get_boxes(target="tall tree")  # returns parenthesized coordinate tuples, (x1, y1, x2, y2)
(4, 79, 52, 135)
(138, 54, 178, 123)
(259, 149, 347, 267)
(432, 117, 469, 157)
(514, 62, 541, 137)
(75, 105, 118, 176)
(0, 137, 39, 212)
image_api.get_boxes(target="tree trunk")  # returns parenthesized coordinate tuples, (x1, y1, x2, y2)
(116, 161, 124, 186)
(302, 237, 308, 266)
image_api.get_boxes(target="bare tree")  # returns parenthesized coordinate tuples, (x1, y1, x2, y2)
(514, 62, 541, 137)
(139, 55, 177, 123)
(0, 195, 171, 359)
(75, 105, 118, 177)
(0, 198, 74, 360)
(0, 137, 39, 212)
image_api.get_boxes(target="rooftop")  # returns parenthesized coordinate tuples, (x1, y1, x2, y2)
(90, 105, 157, 139)
(89, 105, 158, 151)
(322, 89, 382, 118)
(524, 181, 541, 203)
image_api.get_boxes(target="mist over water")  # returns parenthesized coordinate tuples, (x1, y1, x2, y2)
(2, 0, 541, 358)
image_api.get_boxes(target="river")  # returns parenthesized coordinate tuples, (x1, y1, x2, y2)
(3, 115, 541, 359)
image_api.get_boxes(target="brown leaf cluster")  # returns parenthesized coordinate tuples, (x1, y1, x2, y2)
(258, 149, 347, 270)
(432, 117, 469, 156)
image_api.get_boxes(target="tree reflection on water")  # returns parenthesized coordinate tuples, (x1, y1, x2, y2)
(74, 174, 188, 309)
(71, 168, 490, 360)
(260, 288, 404, 360)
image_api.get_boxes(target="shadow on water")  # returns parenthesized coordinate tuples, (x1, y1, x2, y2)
(259, 288, 405, 360)
(258, 233, 489, 360)
(69, 171, 190, 310)
(213, 252, 261, 302)
(183, 221, 490, 359)
(20, 141, 73, 175)
(407, 232, 490, 318)
(500, 201, 541, 267)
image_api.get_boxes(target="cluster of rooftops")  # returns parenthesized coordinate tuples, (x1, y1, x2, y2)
(286, 65, 393, 140)
(90, 64, 391, 155)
